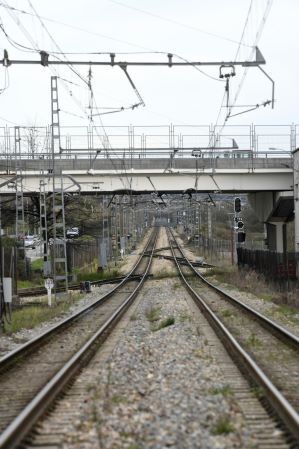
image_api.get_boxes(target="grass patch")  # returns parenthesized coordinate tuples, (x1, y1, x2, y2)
(17, 279, 43, 289)
(246, 333, 262, 348)
(4, 294, 82, 334)
(209, 385, 232, 397)
(277, 305, 299, 320)
(211, 416, 234, 435)
(145, 305, 161, 322)
(203, 264, 289, 306)
(221, 309, 234, 318)
(250, 386, 263, 399)
(152, 316, 175, 332)
(111, 394, 127, 405)
(172, 281, 181, 290)
(77, 268, 119, 282)
(204, 266, 233, 282)
(31, 258, 43, 271)
(192, 348, 212, 360)
(179, 312, 191, 322)
(260, 293, 273, 302)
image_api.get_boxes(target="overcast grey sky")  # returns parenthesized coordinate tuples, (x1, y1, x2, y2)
(0, 0, 298, 131)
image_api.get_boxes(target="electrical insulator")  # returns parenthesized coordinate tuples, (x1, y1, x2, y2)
(234, 197, 241, 213)
(40, 51, 49, 67)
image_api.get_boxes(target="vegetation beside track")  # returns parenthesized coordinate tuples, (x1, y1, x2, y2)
(3, 292, 84, 335)
(7, 265, 121, 335)
(203, 264, 299, 322)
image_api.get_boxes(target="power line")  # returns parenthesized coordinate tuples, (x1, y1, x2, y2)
(107, 0, 254, 48)
(234, 0, 254, 62)
(226, 0, 274, 121)
(0, 1, 157, 52)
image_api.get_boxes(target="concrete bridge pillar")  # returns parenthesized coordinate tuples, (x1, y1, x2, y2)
(248, 192, 290, 253)
(293, 148, 299, 254)
(266, 222, 287, 253)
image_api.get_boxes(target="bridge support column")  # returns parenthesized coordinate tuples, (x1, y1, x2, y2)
(266, 222, 286, 253)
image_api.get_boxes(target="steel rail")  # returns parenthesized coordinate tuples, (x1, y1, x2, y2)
(0, 230, 155, 369)
(169, 227, 299, 347)
(0, 228, 158, 449)
(167, 227, 299, 442)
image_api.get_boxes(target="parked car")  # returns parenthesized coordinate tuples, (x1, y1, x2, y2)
(24, 235, 36, 248)
(66, 227, 80, 238)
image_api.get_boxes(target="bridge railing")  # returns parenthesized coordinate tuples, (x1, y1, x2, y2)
(0, 124, 296, 162)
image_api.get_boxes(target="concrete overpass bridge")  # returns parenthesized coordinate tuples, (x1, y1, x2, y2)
(0, 152, 293, 194)
(0, 123, 298, 254)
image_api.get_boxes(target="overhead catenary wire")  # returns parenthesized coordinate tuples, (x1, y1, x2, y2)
(107, 0, 253, 48)
(234, 0, 254, 62)
(0, 1, 254, 51)
(225, 0, 274, 121)
(0, 1, 158, 52)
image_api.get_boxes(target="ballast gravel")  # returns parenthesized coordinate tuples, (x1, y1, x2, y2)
(64, 278, 257, 449)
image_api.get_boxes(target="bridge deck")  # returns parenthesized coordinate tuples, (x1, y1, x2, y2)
(0, 156, 293, 195)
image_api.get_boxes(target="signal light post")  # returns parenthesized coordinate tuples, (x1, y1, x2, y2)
(234, 197, 241, 213)
(231, 197, 246, 264)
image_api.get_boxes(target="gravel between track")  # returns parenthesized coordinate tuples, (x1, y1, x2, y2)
(58, 278, 258, 449)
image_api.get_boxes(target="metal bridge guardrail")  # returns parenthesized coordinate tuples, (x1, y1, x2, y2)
(0, 124, 297, 157)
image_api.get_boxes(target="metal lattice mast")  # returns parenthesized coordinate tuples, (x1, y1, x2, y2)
(14, 127, 25, 238)
(110, 198, 117, 265)
(102, 195, 109, 260)
(39, 179, 50, 277)
(50, 76, 68, 295)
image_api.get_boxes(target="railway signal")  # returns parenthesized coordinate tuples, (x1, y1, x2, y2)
(234, 197, 241, 213)
(238, 231, 246, 242)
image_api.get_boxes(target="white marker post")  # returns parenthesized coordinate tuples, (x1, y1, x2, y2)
(44, 277, 54, 307)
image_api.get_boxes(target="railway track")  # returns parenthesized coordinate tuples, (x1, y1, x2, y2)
(0, 228, 158, 449)
(167, 227, 299, 445)
(17, 274, 147, 299)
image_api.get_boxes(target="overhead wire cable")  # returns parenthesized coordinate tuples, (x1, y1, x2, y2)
(107, 0, 253, 48)
(2, 0, 39, 50)
(225, 0, 274, 121)
(171, 53, 225, 83)
(234, 0, 254, 62)
(0, 1, 156, 52)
